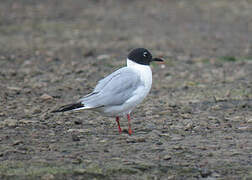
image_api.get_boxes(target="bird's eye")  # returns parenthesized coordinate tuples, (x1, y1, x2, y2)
(143, 52, 148, 57)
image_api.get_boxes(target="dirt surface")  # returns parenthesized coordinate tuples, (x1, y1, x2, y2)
(0, 0, 252, 179)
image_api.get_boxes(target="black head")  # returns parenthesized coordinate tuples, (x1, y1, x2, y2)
(128, 48, 164, 65)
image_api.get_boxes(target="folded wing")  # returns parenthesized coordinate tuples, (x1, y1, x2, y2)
(79, 67, 141, 108)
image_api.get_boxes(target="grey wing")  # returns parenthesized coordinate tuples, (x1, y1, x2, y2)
(94, 68, 122, 92)
(79, 67, 141, 108)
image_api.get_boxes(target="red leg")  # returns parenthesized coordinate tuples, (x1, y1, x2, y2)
(116, 117, 122, 134)
(127, 114, 132, 135)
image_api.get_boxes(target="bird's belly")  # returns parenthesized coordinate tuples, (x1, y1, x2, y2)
(99, 102, 139, 117)
(99, 105, 132, 117)
(98, 86, 150, 117)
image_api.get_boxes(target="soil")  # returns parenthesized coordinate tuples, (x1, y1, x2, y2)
(0, 0, 251, 179)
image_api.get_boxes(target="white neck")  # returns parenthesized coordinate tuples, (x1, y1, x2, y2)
(127, 58, 148, 68)
(126, 58, 152, 84)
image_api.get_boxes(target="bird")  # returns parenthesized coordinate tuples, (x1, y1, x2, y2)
(52, 48, 163, 135)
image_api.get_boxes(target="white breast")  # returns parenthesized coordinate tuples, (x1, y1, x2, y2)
(125, 59, 152, 109)
(127, 59, 152, 93)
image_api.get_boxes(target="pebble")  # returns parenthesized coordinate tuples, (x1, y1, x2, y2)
(167, 175, 175, 180)
(181, 113, 191, 119)
(171, 135, 183, 141)
(83, 50, 95, 57)
(184, 123, 194, 131)
(7, 86, 21, 91)
(238, 126, 249, 131)
(32, 108, 42, 114)
(1, 118, 18, 127)
(247, 118, 252, 123)
(72, 134, 80, 141)
(97, 54, 110, 60)
(67, 129, 88, 133)
(200, 168, 212, 178)
(163, 155, 172, 160)
(173, 145, 183, 150)
(160, 133, 170, 137)
(19, 119, 37, 124)
(74, 120, 82, 125)
(211, 172, 221, 177)
(12, 140, 23, 146)
(231, 116, 243, 122)
(41, 173, 55, 180)
(74, 168, 86, 174)
(126, 137, 146, 143)
(40, 94, 53, 101)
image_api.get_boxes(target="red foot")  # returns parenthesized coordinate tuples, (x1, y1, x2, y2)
(127, 114, 132, 135)
(128, 128, 132, 136)
(116, 117, 122, 134)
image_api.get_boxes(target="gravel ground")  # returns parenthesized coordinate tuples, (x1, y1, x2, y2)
(0, 0, 251, 179)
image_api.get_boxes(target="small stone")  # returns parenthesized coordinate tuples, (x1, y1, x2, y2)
(160, 133, 170, 137)
(32, 108, 42, 114)
(238, 126, 249, 131)
(181, 113, 191, 119)
(41, 173, 54, 180)
(72, 158, 82, 164)
(247, 118, 252, 123)
(97, 54, 110, 60)
(7, 86, 21, 91)
(74, 168, 86, 174)
(13, 140, 23, 146)
(126, 137, 146, 143)
(23, 60, 32, 66)
(19, 119, 37, 124)
(171, 135, 183, 141)
(167, 175, 175, 180)
(230, 150, 240, 156)
(198, 146, 207, 150)
(74, 120, 82, 125)
(224, 136, 233, 140)
(200, 168, 212, 178)
(212, 172, 221, 177)
(208, 116, 217, 120)
(2, 118, 18, 127)
(211, 105, 221, 110)
(0, 56, 6, 60)
(83, 50, 95, 57)
(193, 126, 201, 131)
(156, 141, 163, 145)
(32, 82, 47, 88)
(40, 94, 53, 101)
(67, 129, 88, 133)
(100, 139, 107, 143)
(35, 50, 40, 56)
(231, 116, 242, 122)
(163, 155, 172, 160)
(184, 122, 194, 131)
(72, 134, 80, 141)
(173, 145, 183, 150)
(225, 90, 231, 97)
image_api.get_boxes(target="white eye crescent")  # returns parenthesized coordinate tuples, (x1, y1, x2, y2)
(143, 52, 148, 57)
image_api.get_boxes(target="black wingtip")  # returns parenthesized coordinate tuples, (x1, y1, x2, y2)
(51, 102, 84, 113)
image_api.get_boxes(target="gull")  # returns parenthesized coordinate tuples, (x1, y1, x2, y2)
(52, 48, 163, 135)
